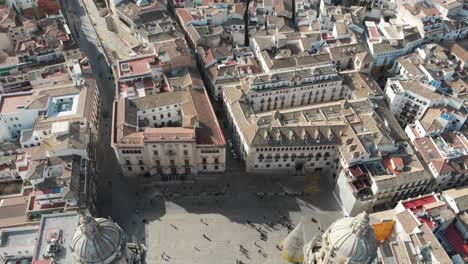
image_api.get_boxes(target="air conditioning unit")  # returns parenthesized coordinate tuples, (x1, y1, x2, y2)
(121, 63, 131, 73)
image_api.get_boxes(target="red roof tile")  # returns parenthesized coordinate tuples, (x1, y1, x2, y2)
(443, 222, 468, 257)
(118, 56, 154, 78)
(402, 195, 437, 211)
(202, 49, 215, 66)
(189, 87, 224, 145)
(176, 8, 193, 24)
(144, 127, 195, 141)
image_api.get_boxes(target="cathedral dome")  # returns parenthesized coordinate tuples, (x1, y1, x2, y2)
(71, 215, 126, 264)
(322, 212, 377, 264)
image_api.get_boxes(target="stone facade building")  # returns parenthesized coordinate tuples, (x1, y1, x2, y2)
(112, 72, 226, 180)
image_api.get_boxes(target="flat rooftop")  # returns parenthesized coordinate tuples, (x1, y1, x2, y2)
(0, 225, 39, 260)
(402, 195, 438, 211)
(0, 225, 38, 247)
(0, 93, 33, 114)
(118, 56, 155, 78)
(33, 212, 80, 264)
(0, 195, 29, 228)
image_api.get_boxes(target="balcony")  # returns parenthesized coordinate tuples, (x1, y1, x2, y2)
(348, 165, 368, 180)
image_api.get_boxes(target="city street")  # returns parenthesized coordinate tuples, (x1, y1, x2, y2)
(59, 0, 119, 217)
(80, 0, 137, 59)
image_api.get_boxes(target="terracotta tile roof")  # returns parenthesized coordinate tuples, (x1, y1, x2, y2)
(113, 72, 224, 147)
(118, 55, 155, 78)
(143, 127, 195, 141)
(202, 49, 215, 66)
(414, 137, 442, 161)
(396, 209, 420, 234)
(448, 43, 468, 62)
(176, 8, 193, 24)
(189, 87, 225, 145)
(0, 196, 29, 228)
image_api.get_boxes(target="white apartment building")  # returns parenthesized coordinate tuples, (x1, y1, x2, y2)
(8, 74, 99, 148)
(0, 91, 41, 140)
(0, 62, 71, 94)
(404, 106, 467, 138)
(366, 21, 424, 67)
(384, 77, 445, 126)
(407, 131, 468, 193)
(112, 73, 226, 180)
(392, 44, 468, 100)
(393, 0, 468, 42)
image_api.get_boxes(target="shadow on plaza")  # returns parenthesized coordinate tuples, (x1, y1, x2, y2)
(118, 170, 343, 246)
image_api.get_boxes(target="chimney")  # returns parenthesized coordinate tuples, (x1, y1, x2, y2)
(327, 128, 334, 140)
(288, 130, 294, 141)
(300, 128, 307, 140)
(275, 130, 281, 141)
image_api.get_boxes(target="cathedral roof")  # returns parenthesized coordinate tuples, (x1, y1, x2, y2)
(71, 215, 126, 264)
(324, 212, 377, 264)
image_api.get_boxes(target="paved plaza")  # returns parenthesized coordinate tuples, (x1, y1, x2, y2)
(107, 171, 343, 264)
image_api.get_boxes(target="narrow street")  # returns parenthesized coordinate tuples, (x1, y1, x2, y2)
(59, 0, 122, 218)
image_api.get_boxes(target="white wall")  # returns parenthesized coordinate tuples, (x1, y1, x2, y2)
(334, 171, 370, 216)
(0, 109, 40, 140)
(137, 104, 182, 127)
